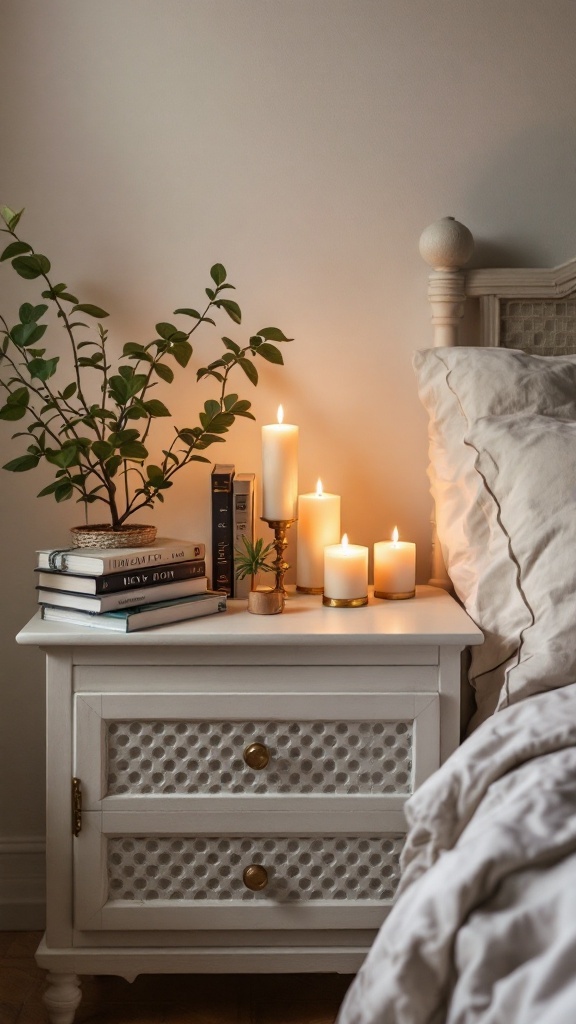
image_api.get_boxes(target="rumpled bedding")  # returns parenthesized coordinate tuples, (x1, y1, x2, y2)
(337, 684, 576, 1024)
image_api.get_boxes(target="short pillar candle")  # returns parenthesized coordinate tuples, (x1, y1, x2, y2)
(323, 534, 368, 607)
(374, 527, 416, 599)
(297, 479, 341, 593)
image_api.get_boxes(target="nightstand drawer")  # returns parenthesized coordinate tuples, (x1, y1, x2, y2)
(74, 812, 405, 932)
(75, 691, 439, 808)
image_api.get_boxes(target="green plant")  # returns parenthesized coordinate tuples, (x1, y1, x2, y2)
(0, 206, 291, 530)
(234, 535, 276, 590)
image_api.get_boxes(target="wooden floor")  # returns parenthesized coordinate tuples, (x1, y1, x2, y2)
(0, 933, 354, 1024)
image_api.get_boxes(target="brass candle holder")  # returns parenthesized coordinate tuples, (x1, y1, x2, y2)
(261, 517, 297, 595)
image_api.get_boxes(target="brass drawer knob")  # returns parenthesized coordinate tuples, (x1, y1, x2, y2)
(243, 864, 269, 891)
(243, 742, 270, 770)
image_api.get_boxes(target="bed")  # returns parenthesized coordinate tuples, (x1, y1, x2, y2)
(337, 217, 576, 1024)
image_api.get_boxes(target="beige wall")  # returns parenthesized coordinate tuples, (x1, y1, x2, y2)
(1, 0, 576, 914)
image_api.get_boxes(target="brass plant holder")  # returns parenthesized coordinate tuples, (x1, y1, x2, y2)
(261, 517, 297, 595)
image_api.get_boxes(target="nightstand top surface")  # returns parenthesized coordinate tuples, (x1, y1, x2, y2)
(17, 585, 482, 648)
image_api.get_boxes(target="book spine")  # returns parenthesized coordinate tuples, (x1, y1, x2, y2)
(97, 542, 205, 573)
(97, 559, 205, 593)
(211, 465, 235, 595)
(232, 474, 255, 599)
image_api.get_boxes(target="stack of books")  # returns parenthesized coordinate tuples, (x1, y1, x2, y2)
(36, 537, 227, 631)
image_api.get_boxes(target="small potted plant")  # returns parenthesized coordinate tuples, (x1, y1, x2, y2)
(234, 535, 284, 614)
(0, 206, 291, 547)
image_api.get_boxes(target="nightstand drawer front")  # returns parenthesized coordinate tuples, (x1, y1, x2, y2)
(74, 816, 404, 931)
(107, 717, 413, 797)
(107, 833, 403, 903)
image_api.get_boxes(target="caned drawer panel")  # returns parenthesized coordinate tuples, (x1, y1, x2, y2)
(106, 717, 413, 796)
(74, 813, 404, 931)
(75, 693, 439, 808)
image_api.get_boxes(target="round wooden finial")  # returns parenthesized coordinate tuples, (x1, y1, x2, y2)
(419, 216, 474, 269)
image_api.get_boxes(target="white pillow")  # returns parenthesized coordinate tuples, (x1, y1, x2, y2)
(466, 414, 576, 707)
(413, 348, 576, 723)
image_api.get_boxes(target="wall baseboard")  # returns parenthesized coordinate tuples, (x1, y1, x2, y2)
(0, 837, 46, 930)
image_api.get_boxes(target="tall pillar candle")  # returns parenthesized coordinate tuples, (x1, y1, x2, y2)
(374, 527, 416, 599)
(261, 406, 299, 521)
(323, 534, 368, 607)
(297, 480, 341, 593)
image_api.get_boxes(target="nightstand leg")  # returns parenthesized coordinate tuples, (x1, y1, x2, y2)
(43, 972, 82, 1024)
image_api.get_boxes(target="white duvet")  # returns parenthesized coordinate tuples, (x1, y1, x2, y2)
(337, 684, 576, 1024)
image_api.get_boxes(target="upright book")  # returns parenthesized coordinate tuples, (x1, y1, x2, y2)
(36, 538, 205, 575)
(40, 591, 227, 632)
(211, 465, 235, 595)
(232, 472, 255, 599)
(37, 574, 208, 613)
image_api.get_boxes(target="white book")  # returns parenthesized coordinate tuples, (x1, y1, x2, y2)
(232, 473, 255, 599)
(40, 591, 227, 632)
(37, 575, 208, 613)
(36, 538, 205, 575)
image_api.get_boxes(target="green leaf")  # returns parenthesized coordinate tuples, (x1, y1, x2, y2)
(1, 206, 24, 231)
(54, 481, 74, 502)
(256, 343, 284, 365)
(173, 307, 202, 319)
(171, 340, 193, 368)
(37, 481, 61, 497)
(27, 356, 59, 381)
(12, 254, 51, 279)
(11, 322, 47, 347)
(153, 362, 174, 383)
(45, 445, 78, 469)
(155, 322, 179, 340)
(91, 440, 115, 460)
(122, 342, 148, 357)
(119, 441, 148, 460)
(204, 412, 234, 434)
(0, 404, 27, 421)
(177, 429, 199, 446)
(256, 327, 293, 342)
(210, 263, 227, 287)
(146, 465, 165, 485)
(143, 399, 170, 417)
(20, 302, 48, 323)
(203, 398, 221, 419)
(61, 382, 78, 400)
(222, 337, 241, 355)
(215, 298, 241, 324)
(239, 357, 258, 386)
(189, 455, 211, 463)
(1, 241, 32, 262)
(71, 303, 109, 318)
(105, 455, 123, 476)
(3, 453, 39, 472)
(41, 287, 79, 304)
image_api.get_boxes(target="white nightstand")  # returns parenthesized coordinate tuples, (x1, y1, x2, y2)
(17, 585, 482, 1024)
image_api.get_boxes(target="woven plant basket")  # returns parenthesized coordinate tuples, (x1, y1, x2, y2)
(70, 524, 157, 549)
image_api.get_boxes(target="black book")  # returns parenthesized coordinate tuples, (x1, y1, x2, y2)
(211, 464, 235, 595)
(35, 558, 206, 595)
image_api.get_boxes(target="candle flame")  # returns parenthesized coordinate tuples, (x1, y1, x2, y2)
(392, 526, 399, 547)
(342, 533, 349, 548)
(277, 404, 284, 424)
(316, 478, 323, 497)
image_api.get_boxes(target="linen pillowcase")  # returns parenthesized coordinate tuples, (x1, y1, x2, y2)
(465, 413, 576, 707)
(412, 347, 576, 723)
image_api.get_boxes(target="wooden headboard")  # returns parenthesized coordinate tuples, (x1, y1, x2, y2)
(419, 216, 576, 586)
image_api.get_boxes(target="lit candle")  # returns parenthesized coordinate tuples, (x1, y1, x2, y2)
(323, 534, 368, 607)
(374, 527, 416, 600)
(297, 479, 341, 593)
(261, 405, 299, 521)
